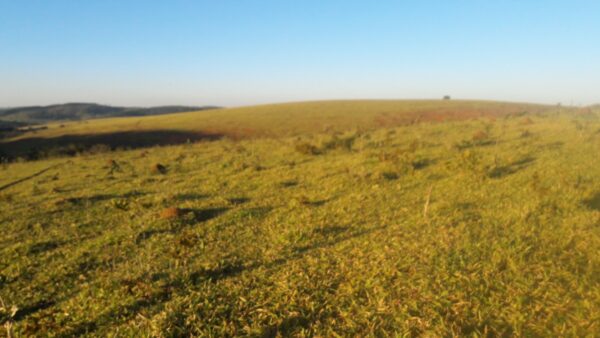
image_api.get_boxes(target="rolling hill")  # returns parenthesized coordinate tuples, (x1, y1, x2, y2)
(0, 100, 555, 159)
(0, 101, 598, 336)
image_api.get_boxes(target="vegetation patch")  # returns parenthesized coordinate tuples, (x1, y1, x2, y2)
(0, 107, 598, 336)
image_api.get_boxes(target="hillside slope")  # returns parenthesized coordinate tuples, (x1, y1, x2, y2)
(0, 100, 553, 158)
(0, 110, 598, 336)
(0, 103, 218, 124)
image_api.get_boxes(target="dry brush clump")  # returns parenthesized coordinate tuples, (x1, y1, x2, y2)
(151, 163, 168, 175)
(520, 129, 533, 138)
(0, 297, 18, 338)
(520, 117, 534, 125)
(294, 142, 320, 155)
(160, 207, 184, 219)
(320, 134, 357, 152)
(472, 130, 489, 142)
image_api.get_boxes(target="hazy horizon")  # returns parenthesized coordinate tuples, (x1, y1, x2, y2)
(2, 1, 599, 107)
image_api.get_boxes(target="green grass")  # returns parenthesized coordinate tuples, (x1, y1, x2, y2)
(1, 100, 553, 158)
(0, 105, 599, 336)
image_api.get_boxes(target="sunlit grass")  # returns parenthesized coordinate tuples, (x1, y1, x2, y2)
(0, 109, 599, 336)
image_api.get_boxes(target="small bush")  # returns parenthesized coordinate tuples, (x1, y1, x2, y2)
(380, 171, 399, 180)
(295, 143, 320, 155)
(472, 130, 489, 142)
(520, 130, 533, 138)
(521, 117, 534, 125)
(160, 207, 183, 220)
(151, 163, 168, 175)
(321, 134, 356, 152)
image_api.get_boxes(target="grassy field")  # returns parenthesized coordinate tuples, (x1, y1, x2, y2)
(0, 102, 599, 336)
(0, 100, 552, 158)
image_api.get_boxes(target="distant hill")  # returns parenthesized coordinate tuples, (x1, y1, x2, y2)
(0, 103, 220, 124)
(0, 120, 26, 129)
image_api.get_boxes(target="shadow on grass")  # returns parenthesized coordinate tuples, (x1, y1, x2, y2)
(57, 223, 386, 336)
(189, 260, 247, 283)
(413, 158, 437, 170)
(13, 300, 55, 321)
(584, 192, 600, 211)
(191, 207, 230, 222)
(175, 193, 210, 201)
(190, 224, 386, 285)
(64, 285, 173, 336)
(0, 129, 223, 159)
(279, 180, 299, 188)
(311, 225, 350, 237)
(301, 199, 329, 207)
(258, 225, 386, 337)
(227, 197, 250, 205)
(0, 163, 61, 192)
(57, 191, 147, 206)
(27, 240, 64, 255)
(488, 156, 536, 179)
(168, 207, 231, 230)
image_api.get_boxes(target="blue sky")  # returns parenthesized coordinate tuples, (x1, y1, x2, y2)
(1, 1, 599, 107)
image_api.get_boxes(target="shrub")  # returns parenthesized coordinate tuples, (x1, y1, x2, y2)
(321, 134, 356, 152)
(107, 159, 121, 174)
(521, 117, 534, 125)
(160, 207, 183, 220)
(295, 143, 320, 155)
(380, 171, 399, 180)
(521, 130, 533, 138)
(472, 130, 489, 142)
(151, 163, 168, 175)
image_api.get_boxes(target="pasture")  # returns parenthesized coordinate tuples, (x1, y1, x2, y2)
(0, 103, 599, 336)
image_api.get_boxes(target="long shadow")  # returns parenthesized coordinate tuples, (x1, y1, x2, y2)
(56, 191, 147, 206)
(488, 156, 536, 179)
(0, 129, 223, 159)
(12, 206, 228, 325)
(13, 300, 55, 321)
(27, 240, 64, 255)
(51, 224, 386, 336)
(175, 193, 210, 201)
(189, 224, 387, 285)
(0, 163, 61, 192)
(301, 199, 330, 207)
(62, 282, 174, 336)
(190, 207, 230, 223)
(412, 158, 437, 170)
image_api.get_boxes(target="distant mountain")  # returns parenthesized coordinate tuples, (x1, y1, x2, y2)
(0, 103, 220, 124)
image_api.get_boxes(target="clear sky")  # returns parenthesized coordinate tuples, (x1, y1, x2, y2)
(1, 0, 599, 107)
